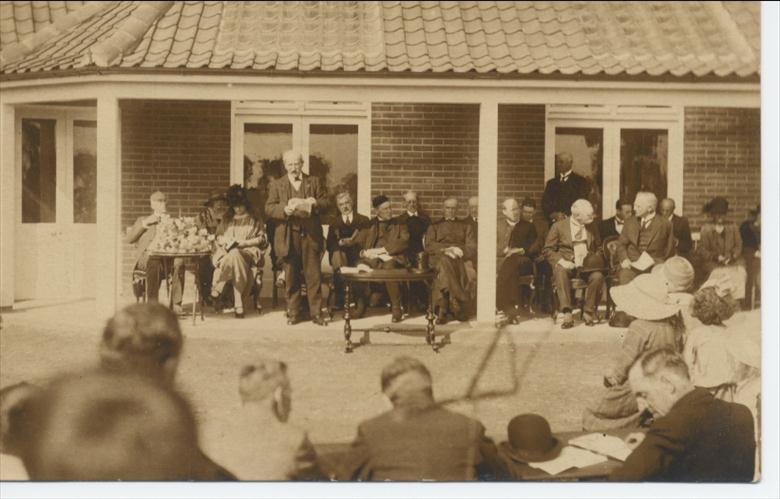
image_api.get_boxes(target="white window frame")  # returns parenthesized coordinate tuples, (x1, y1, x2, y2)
(545, 105, 684, 218)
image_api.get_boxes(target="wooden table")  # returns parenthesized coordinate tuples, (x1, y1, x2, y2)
(149, 251, 211, 325)
(341, 269, 437, 353)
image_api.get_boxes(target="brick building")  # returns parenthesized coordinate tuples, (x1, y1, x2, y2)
(0, 2, 761, 322)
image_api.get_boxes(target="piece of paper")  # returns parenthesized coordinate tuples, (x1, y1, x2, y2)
(631, 251, 655, 271)
(568, 433, 633, 461)
(526, 445, 608, 476)
(340, 265, 373, 274)
(377, 253, 394, 262)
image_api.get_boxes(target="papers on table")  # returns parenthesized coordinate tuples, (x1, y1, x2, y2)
(526, 446, 607, 476)
(568, 433, 633, 462)
(364, 247, 393, 262)
(340, 263, 373, 274)
(631, 251, 655, 271)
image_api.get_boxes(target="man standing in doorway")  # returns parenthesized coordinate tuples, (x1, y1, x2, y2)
(542, 152, 591, 223)
(265, 150, 329, 326)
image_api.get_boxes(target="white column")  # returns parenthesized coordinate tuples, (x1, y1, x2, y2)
(476, 101, 498, 323)
(96, 95, 122, 318)
(0, 103, 15, 308)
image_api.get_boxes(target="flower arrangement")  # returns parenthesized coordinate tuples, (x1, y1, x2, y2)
(149, 216, 212, 253)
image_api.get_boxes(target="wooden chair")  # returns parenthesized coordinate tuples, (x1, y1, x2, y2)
(602, 236, 621, 319)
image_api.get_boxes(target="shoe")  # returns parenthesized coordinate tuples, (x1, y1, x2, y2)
(391, 308, 403, 323)
(287, 316, 300, 325)
(312, 316, 328, 326)
(561, 311, 574, 329)
(435, 310, 449, 325)
(353, 298, 367, 319)
(172, 304, 184, 316)
(235, 309, 245, 319)
(584, 312, 596, 326)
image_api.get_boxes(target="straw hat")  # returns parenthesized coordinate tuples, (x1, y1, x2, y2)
(651, 256, 695, 293)
(610, 273, 681, 320)
(499, 414, 563, 463)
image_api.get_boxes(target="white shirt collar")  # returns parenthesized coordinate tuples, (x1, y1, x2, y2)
(506, 219, 518, 227)
(560, 169, 573, 180)
(615, 217, 624, 225)
(407, 210, 418, 217)
(288, 172, 302, 182)
(342, 212, 353, 223)
(641, 212, 656, 225)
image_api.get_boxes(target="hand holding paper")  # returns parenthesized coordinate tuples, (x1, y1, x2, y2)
(631, 251, 655, 271)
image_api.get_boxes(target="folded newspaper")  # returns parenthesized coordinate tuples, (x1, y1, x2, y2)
(631, 251, 655, 271)
(287, 197, 314, 216)
(340, 263, 374, 274)
(567, 433, 633, 461)
(526, 445, 608, 475)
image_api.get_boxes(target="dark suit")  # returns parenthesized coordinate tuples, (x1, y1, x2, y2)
(425, 218, 477, 307)
(354, 217, 410, 311)
(740, 220, 760, 308)
(125, 215, 184, 304)
(599, 216, 625, 240)
(496, 221, 537, 315)
(610, 388, 755, 482)
(339, 403, 506, 481)
(670, 214, 693, 257)
(616, 215, 674, 284)
(397, 211, 431, 310)
(265, 174, 329, 319)
(542, 172, 591, 222)
(327, 212, 370, 306)
(543, 219, 604, 314)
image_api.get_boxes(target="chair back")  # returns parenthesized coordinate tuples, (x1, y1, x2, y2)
(602, 236, 621, 273)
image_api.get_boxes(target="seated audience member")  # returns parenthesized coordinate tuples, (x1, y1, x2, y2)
(464, 196, 479, 229)
(397, 190, 431, 313)
(599, 198, 634, 240)
(521, 198, 552, 313)
(206, 359, 323, 481)
(740, 204, 761, 309)
(697, 196, 743, 286)
(1, 382, 42, 480)
(339, 357, 506, 481)
(498, 414, 562, 480)
(583, 274, 685, 431)
(611, 191, 674, 327)
(211, 184, 268, 318)
(326, 192, 370, 315)
(20, 370, 235, 481)
(496, 198, 538, 323)
(99, 302, 183, 385)
(610, 348, 755, 482)
(462, 196, 479, 301)
(542, 199, 604, 328)
(659, 198, 693, 258)
(651, 257, 697, 329)
(354, 195, 410, 322)
(124, 190, 185, 313)
(542, 152, 591, 223)
(196, 188, 229, 304)
(426, 198, 478, 324)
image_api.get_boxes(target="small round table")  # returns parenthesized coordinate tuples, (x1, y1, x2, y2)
(148, 250, 211, 325)
(341, 269, 437, 353)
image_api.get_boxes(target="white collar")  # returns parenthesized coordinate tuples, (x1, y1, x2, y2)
(288, 172, 302, 182)
(667, 214, 674, 221)
(342, 212, 353, 222)
(506, 219, 518, 227)
(641, 213, 656, 224)
(560, 169, 573, 179)
(407, 210, 418, 217)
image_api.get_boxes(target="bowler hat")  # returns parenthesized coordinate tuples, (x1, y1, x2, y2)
(704, 196, 729, 216)
(499, 414, 563, 463)
(203, 188, 227, 207)
(372, 194, 390, 208)
(579, 252, 606, 273)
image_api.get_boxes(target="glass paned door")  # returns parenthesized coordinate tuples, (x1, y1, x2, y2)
(243, 122, 294, 221)
(620, 129, 669, 204)
(308, 123, 359, 224)
(21, 118, 57, 223)
(554, 127, 604, 217)
(73, 120, 97, 224)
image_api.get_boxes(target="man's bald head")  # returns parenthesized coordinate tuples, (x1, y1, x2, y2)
(404, 190, 419, 213)
(502, 198, 520, 224)
(659, 198, 676, 218)
(555, 152, 573, 175)
(443, 198, 458, 220)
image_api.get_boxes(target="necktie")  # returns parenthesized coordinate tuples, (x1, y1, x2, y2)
(561, 174, 569, 183)
(346, 215, 351, 225)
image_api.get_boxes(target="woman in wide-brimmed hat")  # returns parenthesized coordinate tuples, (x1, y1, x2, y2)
(582, 273, 685, 431)
(210, 185, 268, 318)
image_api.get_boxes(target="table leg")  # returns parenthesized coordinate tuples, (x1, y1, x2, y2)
(426, 279, 437, 351)
(343, 281, 353, 353)
(166, 258, 174, 309)
(192, 260, 197, 326)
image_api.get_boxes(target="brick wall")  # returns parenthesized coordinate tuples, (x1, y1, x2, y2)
(497, 104, 546, 216)
(120, 100, 231, 293)
(371, 103, 479, 219)
(683, 107, 761, 231)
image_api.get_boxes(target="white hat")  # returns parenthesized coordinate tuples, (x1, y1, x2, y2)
(611, 274, 681, 320)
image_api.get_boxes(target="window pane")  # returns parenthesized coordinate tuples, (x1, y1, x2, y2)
(620, 129, 668, 203)
(73, 120, 97, 223)
(243, 123, 293, 221)
(555, 127, 603, 217)
(309, 124, 358, 223)
(22, 119, 57, 223)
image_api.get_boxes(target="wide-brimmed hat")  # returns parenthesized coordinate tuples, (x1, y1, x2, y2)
(704, 196, 729, 216)
(225, 184, 249, 208)
(651, 256, 695, 293)
(203, 188, 227, 207)
(499, 414, 563, 463)
(610, 273, 681, 320)
(579, 252, 606, 273)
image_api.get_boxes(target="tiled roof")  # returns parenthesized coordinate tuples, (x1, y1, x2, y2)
(0, 1, 761, 79)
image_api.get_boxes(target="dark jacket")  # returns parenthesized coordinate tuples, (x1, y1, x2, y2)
(265, 174, 329, 258)
(616, 215, 674, 264)
(339, 403, 506, 481)
(508, 220, 540, 259)
(326, 212, 370, 265)
(396, 211, 431, 260)
(425, 218, 477, 262)
(670, 214, 693, 256)
(354, 217, 409, 256)
(610, 388, 755, 482)
(542, 172, 591, 221)
(699, 223, 742, 264)
(599, 216, 625, 240)
(739, 220, 760, 252)
(125, 215, 157, 269)
(542, 218, 601, 267)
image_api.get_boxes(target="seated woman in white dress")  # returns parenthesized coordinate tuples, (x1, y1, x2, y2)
(211, 185, 267, 318)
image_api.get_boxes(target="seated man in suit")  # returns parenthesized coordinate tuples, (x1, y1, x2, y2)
(520, 198, 552, 313)
(397, 190, 431, 313)
(496, 198, 538, 323)
(124, 191, 185, 314)
(599, 198, 634, 240)
(616, 191, 674, 285)
(542, 152, 591, 223)
(326, 192, 370, 316)
(426, 198, 477, 324)
(338, 356, 506, 481)
(543, 199, 604, 329)
(354, 195, 410, 323)
(659, 198, 693, 258)
(610, 348, 755, 482)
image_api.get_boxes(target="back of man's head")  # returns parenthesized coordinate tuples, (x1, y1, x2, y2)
(21, 370, 202, 480)
(100, 303, 183, 384)
(0, 382, 42, 455)
(380, 357, 433, 407)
